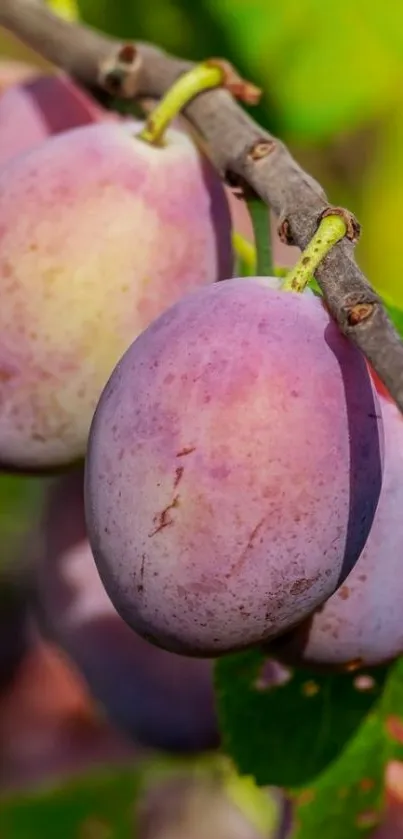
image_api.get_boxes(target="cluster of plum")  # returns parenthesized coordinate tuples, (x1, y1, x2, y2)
(0, 57, 402, 758)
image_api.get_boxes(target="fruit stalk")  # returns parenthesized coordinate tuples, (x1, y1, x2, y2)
(139, 63, 225, 146)
(232, 232, 257, 277)
(282, 214, 347, 293)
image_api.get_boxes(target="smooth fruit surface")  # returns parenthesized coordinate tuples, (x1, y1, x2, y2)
(85, 278, 383, 656)
(269, 378, 403, 668)
(0, 121, 232, 470)
(0, 73, 105, 169)
(0, 60, 39, 94)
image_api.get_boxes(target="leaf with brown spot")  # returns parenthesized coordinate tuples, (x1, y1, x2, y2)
(215, 649, 389, 788)
(291, 658, 403, 839)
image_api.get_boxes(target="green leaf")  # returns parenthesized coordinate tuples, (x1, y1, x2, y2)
(0, 765, 143, 839)
(292, 713, 385, 839)
(0, 474, 44, 568)
(215, 649, 389, 788)
(292, 658, 403, 839)
(0, 755, 281, 839)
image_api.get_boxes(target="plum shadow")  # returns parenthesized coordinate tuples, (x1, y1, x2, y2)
(324, 322, 383, 586)
(200, 154, 234, 282)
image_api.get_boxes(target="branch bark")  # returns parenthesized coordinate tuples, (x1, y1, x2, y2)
(1, 0, 403, 411)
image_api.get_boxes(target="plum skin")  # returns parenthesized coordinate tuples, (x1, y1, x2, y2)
(0, 72, 107, 169)
(35, 470, 219, 753)
(85, 278, 383, 657)
(0, 121, 232, 471)
(268, 381, 403, 669)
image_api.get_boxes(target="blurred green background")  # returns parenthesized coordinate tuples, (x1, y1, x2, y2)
(1, 0, 403, 835)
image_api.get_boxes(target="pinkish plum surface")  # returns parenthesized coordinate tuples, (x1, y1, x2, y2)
(0, 60, 39, 94)
(270, 380, 403, 669)
(0, 73, 106, 169)
(36, 470, 218, 752)
(0, 121, 232, 470)
(85, 279, 383, 656)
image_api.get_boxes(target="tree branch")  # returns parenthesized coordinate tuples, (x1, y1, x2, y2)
(1, 0, 403, 411)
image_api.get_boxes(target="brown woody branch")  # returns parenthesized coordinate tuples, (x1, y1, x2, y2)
(1, 0, 403, 411)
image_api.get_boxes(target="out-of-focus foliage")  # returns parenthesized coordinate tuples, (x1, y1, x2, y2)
(359, 104, 403, 306)
(77, 0, 403, 141)
(293, 658, 403, 839)
(0, 475, 43, 570)
(48, 0, 78, 21)
(215, 650, 389, 788)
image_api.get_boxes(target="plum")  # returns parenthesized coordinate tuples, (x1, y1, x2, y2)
(36, 470, 218, 752)
(0, 59, 38, 94)
(0, 72, 106, 168)
(268, 375, 403, 669)
(85, 278, 383, 656)
(0, 120, 232, 471)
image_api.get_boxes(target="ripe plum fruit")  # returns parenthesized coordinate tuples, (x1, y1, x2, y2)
(0, 120, 232, 470)
(85, 278, 383, 656)
(269, 374, 403, 669)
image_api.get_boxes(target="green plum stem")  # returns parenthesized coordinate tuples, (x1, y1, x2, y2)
(232, 232, 257, 277)
(232, 232, 294, 279)
(139, 64, 224, 146)
(246, 197, 274, 277)
(282, 214, 347, 293)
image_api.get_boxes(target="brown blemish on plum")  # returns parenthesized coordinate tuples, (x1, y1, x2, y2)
(174, 466, 184, 489)
(148, 495, 180, 537)
(290, 578, 314, 596)
(339, 585, 350, 600)
(385, 716, 403, 743)
(230, 516, 267, 574)
(137, 554, 146, 593)
(176, 446, 196, 457)
(187, 578, 228, 594)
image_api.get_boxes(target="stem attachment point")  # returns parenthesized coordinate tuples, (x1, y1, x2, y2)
(282, 213, 347, 293)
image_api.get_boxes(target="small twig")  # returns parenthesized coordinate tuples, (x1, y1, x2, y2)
(1, 0, 403, 410)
